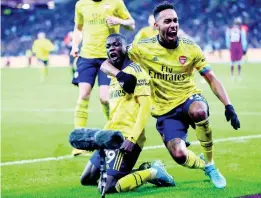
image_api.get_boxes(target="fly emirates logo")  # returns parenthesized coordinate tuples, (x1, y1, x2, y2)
(148, 65, 186, 82)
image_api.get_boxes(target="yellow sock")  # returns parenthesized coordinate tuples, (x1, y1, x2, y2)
(195, 118, 213, 164)
(182, 150, 205, 169)
(115, 169, 152, 192)
(44, 67, 48, 76)
(74, 98, 89, 128)
(101, 103, 110, 120)
(40, 67, 48, 81)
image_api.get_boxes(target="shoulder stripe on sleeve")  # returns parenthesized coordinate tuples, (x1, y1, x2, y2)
(129, 63, 142, 72)
(179, 37, 195, 45)
(138, 37, 157, 44)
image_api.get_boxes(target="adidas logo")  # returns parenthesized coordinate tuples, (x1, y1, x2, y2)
(152, 56, 159, 61)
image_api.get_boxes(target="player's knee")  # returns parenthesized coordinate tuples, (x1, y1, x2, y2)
(99, 96, 109, 105)
(79, 90, 91, 100)
(78, 83, 92, 100)
(189, 102, 208, 122)
(80, 173, 98, 186)
(99, 86, 109, 105)
(98, 178, 117, 194)
(167, 138, 187, 165)
(190, 109, 208, 122)
(80, 174, 91, 186)
(80, 163, 99, 186)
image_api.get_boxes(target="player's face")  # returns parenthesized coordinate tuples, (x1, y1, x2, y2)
(155, 9, 179, 43)
(106, 37, 126, 66)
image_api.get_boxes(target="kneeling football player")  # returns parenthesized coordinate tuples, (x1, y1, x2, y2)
(79, 34, 176, 194)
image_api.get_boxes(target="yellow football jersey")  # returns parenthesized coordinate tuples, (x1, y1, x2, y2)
(128, 36, 211, 116)
(75, 0, 131, 58)
(32, 39, 54, 61)
(104, 59, 151, 148)
(134, 26, 158, 42)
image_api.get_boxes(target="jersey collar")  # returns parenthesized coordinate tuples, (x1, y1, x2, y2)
(120, 56, 132, 70)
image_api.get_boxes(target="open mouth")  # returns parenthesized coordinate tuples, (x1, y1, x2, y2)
(109, 52, 118, 61)
(167, 31, 177, 40)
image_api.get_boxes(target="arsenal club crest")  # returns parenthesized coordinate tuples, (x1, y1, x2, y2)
(179, 56, 187, 65)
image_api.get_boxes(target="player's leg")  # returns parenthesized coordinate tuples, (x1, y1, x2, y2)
(187, 94, 226, 188)
(230, 61, 235, 80)
(97, 58, 110, 120)
(101, 144, 148, 193)
(80, 151, 101, 185)
(105, 145, 174, 193)
(237, 60, 242, 81)
(72, 57, 98, 155)
(230, 48, 237, 80)
(39, 59, 48, 82)
(235, 47, 243, 81)
(69, 50, 75, 76)
(156, 110, 205, 170)
(116, 159, 175, 192)
(28, 57, 32, 67)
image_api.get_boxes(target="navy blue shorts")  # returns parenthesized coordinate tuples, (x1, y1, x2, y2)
(38, 59, 48, 66)
(90, 145, 141, 178)
(155, 94, 209, 143)
(72, 57, 110, 87)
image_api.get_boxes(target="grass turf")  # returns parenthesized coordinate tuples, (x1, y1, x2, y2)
(1, 63, 261, 197)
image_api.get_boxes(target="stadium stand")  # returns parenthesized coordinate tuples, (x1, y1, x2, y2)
(1, 0, 261, 56)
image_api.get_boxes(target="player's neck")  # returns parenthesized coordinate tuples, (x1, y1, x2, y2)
(114, 55, 129, 70)
(157, 35, 179, 49)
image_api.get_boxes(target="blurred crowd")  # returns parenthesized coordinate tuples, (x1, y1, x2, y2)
(1, 0, 261, 56)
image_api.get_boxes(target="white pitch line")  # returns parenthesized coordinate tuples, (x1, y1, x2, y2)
(1, 134, 261, 167)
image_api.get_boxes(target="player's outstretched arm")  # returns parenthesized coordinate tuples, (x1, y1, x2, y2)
(101, 59, 120, 77)
(101, 60, 137, 94)
(106, 16, 135, 30)
(203, 70, 240, 130)
(70, 24, 83, 57)
(120, 96, 151, 152)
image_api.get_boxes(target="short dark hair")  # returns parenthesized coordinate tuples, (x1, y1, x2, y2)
(153, 1, 175, 19)
(107, 33, 127, 45)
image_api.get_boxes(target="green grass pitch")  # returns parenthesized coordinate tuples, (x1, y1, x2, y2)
(1, 63, 261, 198)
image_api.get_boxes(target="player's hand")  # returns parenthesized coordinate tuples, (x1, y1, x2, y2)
(101, 59, 119, 77)
(106, 16, 122, 26)
(225, 105, 240, 130)
(243, 49, 247, 55)
(70, 47, 79, 58)
(116, 71, 137, 94)
(120, 139, 135, 153)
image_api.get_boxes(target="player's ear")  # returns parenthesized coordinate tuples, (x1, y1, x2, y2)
(154, 22, 159, 31)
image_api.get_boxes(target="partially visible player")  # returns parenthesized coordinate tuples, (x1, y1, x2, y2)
(178, 28, 193, 40)
(32, 32, 54, 81)
(226, 17, 247, 81)
(80, 34, 175, 194)
(64, 31, 75, 76)
(101, 2, 240, 189)
(70, 0, 135, 156)
(134, 14, 158, 42)
(25, 49, 33, 67)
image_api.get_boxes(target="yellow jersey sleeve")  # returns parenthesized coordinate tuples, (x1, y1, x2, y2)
(134, 69, 151, 97)
(127, 42, 141, 64)
(123, 62, 151, 97)
(194, 45, 212, 76)
(74, 2, 83, 25)
(45, 39, 55, 52)
(134, 27, 158, 43)
(115, 0, 131, 19)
